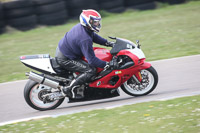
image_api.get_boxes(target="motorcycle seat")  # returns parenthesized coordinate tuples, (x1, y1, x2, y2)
(50, 58, 66, 74)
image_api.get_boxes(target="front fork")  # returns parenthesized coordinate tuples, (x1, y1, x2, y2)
(133, 72, 142, 84)
(133, 62, 151, 83)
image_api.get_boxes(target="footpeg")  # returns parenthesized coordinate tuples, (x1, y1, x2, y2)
(62, 86, 84, 99)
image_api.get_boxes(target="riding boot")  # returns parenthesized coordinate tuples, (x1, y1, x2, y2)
(63, 73, 88, 99)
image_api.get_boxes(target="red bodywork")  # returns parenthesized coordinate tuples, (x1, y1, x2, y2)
(84, 47, 151, 89)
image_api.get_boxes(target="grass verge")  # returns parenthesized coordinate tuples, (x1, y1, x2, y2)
(0, 1, 200, 83)
(0, 95, 200, 132)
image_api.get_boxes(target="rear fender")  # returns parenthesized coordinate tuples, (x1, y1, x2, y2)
(20, 54, 56, 74)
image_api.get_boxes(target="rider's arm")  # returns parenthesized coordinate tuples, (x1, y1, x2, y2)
(80, 39, 106, 68)
(93, 33, 107, 46)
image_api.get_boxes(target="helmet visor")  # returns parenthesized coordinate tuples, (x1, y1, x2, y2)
(89, 17, 101, 31)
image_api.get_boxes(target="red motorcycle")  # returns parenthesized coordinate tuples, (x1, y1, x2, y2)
(20, 37, 158, 111)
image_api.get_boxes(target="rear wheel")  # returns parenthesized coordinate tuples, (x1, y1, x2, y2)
(121, 66, 158, 96)
(24, 80, 65, 111)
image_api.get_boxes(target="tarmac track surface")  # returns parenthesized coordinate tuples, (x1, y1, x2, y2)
(0, 55, 200, 125)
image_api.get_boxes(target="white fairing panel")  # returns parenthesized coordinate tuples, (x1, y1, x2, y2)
(127, 48, 145, 59)
(21, 58, 56, 74)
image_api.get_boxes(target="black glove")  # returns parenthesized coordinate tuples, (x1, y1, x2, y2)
(104, 57, 118, 70)
(105, 41, 115, 47)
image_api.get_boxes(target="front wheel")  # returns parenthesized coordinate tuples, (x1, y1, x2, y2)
(24, 80, 65, 111)
(121, 66, 158, 96)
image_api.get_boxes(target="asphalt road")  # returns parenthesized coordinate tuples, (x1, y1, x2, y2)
(0, 55, 200, 125)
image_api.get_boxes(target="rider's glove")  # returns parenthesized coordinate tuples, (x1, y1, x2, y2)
(104, 58, 118, 70)
(105, 41, 115, 47)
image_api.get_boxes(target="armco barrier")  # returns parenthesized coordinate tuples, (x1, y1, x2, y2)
(32, 0, 68, 25)
(98, 0, 125, 13)
(124, 0, 154, 7)
(127, 1, 157, 10)
(0, 0, 188, 34)
(0, 2, 5, 34)
(156, 0, 186, 4)
(3, 0, 36, 31)
(65, 0, 99, 17)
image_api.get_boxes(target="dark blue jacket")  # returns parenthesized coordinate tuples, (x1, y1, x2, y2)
(58, 23, 107, 68)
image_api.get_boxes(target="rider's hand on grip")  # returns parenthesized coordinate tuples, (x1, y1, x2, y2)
(104, 57, 118, 70)
(105, 41, 115, 47)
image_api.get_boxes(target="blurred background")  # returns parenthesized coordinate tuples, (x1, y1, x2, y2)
(0, 0, 190, 32)
(0, 0, 199, 83)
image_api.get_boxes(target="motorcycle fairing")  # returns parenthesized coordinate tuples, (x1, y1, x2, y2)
(126, 49, 145, 59)
(20, 54, 56, 74)
(117, 48, 145, 61)
(89, 41, 149, 88)
(89, 61, 151, 89)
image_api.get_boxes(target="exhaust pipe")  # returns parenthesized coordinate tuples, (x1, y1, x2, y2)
(26, 71, 59, 89)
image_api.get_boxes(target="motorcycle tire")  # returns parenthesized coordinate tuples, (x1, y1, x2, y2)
(24, 80, 65, 111)
(121, 66, 158, 96)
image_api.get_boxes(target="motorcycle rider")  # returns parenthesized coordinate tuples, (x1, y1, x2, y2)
(55, 9, 114, 99)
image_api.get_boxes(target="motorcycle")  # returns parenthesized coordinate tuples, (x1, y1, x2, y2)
(20, 37, 158, 111)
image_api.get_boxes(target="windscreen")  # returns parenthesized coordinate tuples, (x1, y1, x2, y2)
(110, 38, 136, 55)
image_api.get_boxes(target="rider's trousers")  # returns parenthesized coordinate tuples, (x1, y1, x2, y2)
(55, 47, 96, 87)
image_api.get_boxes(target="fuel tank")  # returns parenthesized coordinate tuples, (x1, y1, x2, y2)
(82, 47, 112, 72)
(93, 47, 112, 62)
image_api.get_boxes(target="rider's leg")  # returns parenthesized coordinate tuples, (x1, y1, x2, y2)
(55, 47, 96, 99)
(64, 67, 96, 99)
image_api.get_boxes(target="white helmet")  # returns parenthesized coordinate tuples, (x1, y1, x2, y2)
(80, 9, 102, 32)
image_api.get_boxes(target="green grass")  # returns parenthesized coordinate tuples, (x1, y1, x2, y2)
(0, 1, 200, 83)
(0, 95, 200, 132)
